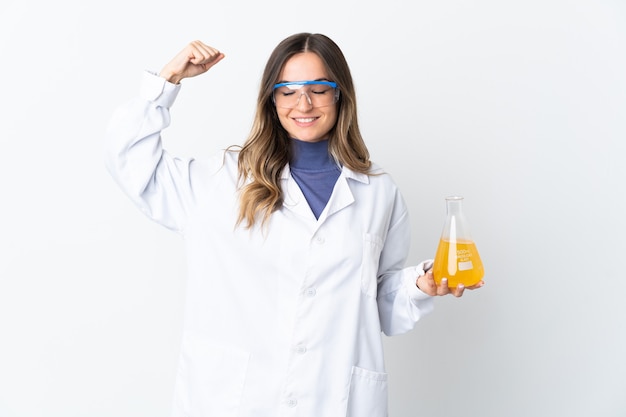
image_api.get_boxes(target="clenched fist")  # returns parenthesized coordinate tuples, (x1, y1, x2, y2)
(159, 40, 225, 84)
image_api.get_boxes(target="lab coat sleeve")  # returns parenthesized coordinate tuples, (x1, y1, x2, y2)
(376, 195, 435, 336)
(104, 71, 192, 233)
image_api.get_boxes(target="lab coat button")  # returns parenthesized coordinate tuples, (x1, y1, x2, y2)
(305, 288, 316, 297)
(294, 344, 307, 354)
(315, 236, 325, 244)
(285, 398, 298, 408)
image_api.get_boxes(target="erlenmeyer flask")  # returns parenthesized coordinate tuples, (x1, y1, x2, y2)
(433, 196, 484, 288)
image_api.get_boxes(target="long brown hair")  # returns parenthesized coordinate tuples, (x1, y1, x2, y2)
(235, 33, 371, 228)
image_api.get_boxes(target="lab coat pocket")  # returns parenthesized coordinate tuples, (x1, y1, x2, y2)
(362, 233, 383, 298)
(175, 336, 250, 417)
(346, 366, 388, 417)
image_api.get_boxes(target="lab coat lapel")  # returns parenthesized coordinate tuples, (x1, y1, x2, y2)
(281, 164, 317, 221)
(281, 164, 370, 224)
(317, 167, 369, 225)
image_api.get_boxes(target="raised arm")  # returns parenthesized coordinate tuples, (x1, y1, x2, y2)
(104, 41, 225, 232)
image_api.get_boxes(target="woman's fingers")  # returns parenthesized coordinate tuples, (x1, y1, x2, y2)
(188, 41, 223, 66)
(160, 41, 224, 84)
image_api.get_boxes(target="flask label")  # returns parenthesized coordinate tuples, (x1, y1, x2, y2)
(458, 260, 474, 271)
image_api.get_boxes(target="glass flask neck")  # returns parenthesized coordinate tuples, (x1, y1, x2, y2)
(441, 196, 472, 241)
(445, 196, 464, 216)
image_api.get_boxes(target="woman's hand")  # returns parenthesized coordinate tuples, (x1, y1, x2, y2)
(159, 40, 225, 85)
(416, 270, 484, 297)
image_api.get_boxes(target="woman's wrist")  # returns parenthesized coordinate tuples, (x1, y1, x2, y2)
(160, 69, 182, 85)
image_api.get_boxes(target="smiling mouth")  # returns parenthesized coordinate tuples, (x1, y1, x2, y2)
(293, 117, 318, 123)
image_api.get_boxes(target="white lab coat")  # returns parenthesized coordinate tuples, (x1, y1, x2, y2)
(105, 71, 434, 417)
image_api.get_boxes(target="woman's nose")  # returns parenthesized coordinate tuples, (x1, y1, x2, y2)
(295, 91, 313, 111)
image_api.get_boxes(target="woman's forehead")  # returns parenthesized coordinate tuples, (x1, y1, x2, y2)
(278, 52, 329, 82)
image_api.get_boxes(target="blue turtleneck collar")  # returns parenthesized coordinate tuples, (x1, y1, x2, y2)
(288, 138, 341, 219)
(290, 138, 338, 171)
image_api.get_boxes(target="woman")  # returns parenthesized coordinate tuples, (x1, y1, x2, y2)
(105, 33, 483, 417)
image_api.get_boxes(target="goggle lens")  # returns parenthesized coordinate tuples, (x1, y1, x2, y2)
(273, 81, 339, 108)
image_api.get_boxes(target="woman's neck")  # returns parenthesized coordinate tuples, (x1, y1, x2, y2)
(290, 138, 336, 170)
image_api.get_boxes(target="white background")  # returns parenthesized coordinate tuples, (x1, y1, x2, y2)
(1, 0, 625, 416)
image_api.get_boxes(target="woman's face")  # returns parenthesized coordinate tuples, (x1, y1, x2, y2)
(275, 52, 338, 143)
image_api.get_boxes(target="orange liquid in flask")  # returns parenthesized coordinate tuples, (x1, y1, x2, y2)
(433, 238, 484, 289)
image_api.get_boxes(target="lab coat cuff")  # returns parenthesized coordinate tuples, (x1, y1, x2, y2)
(139, 70, 181, 108)
(403, 260, 434, 302)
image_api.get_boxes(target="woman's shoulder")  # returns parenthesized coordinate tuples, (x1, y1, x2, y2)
(368, 161, 385, 175)
(367, 162, 398, 186)
(190, 147, 241, 178)
(343, 161, 402, 196)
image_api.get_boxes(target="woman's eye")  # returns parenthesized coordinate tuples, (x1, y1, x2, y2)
(312, 89, 329, 95)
